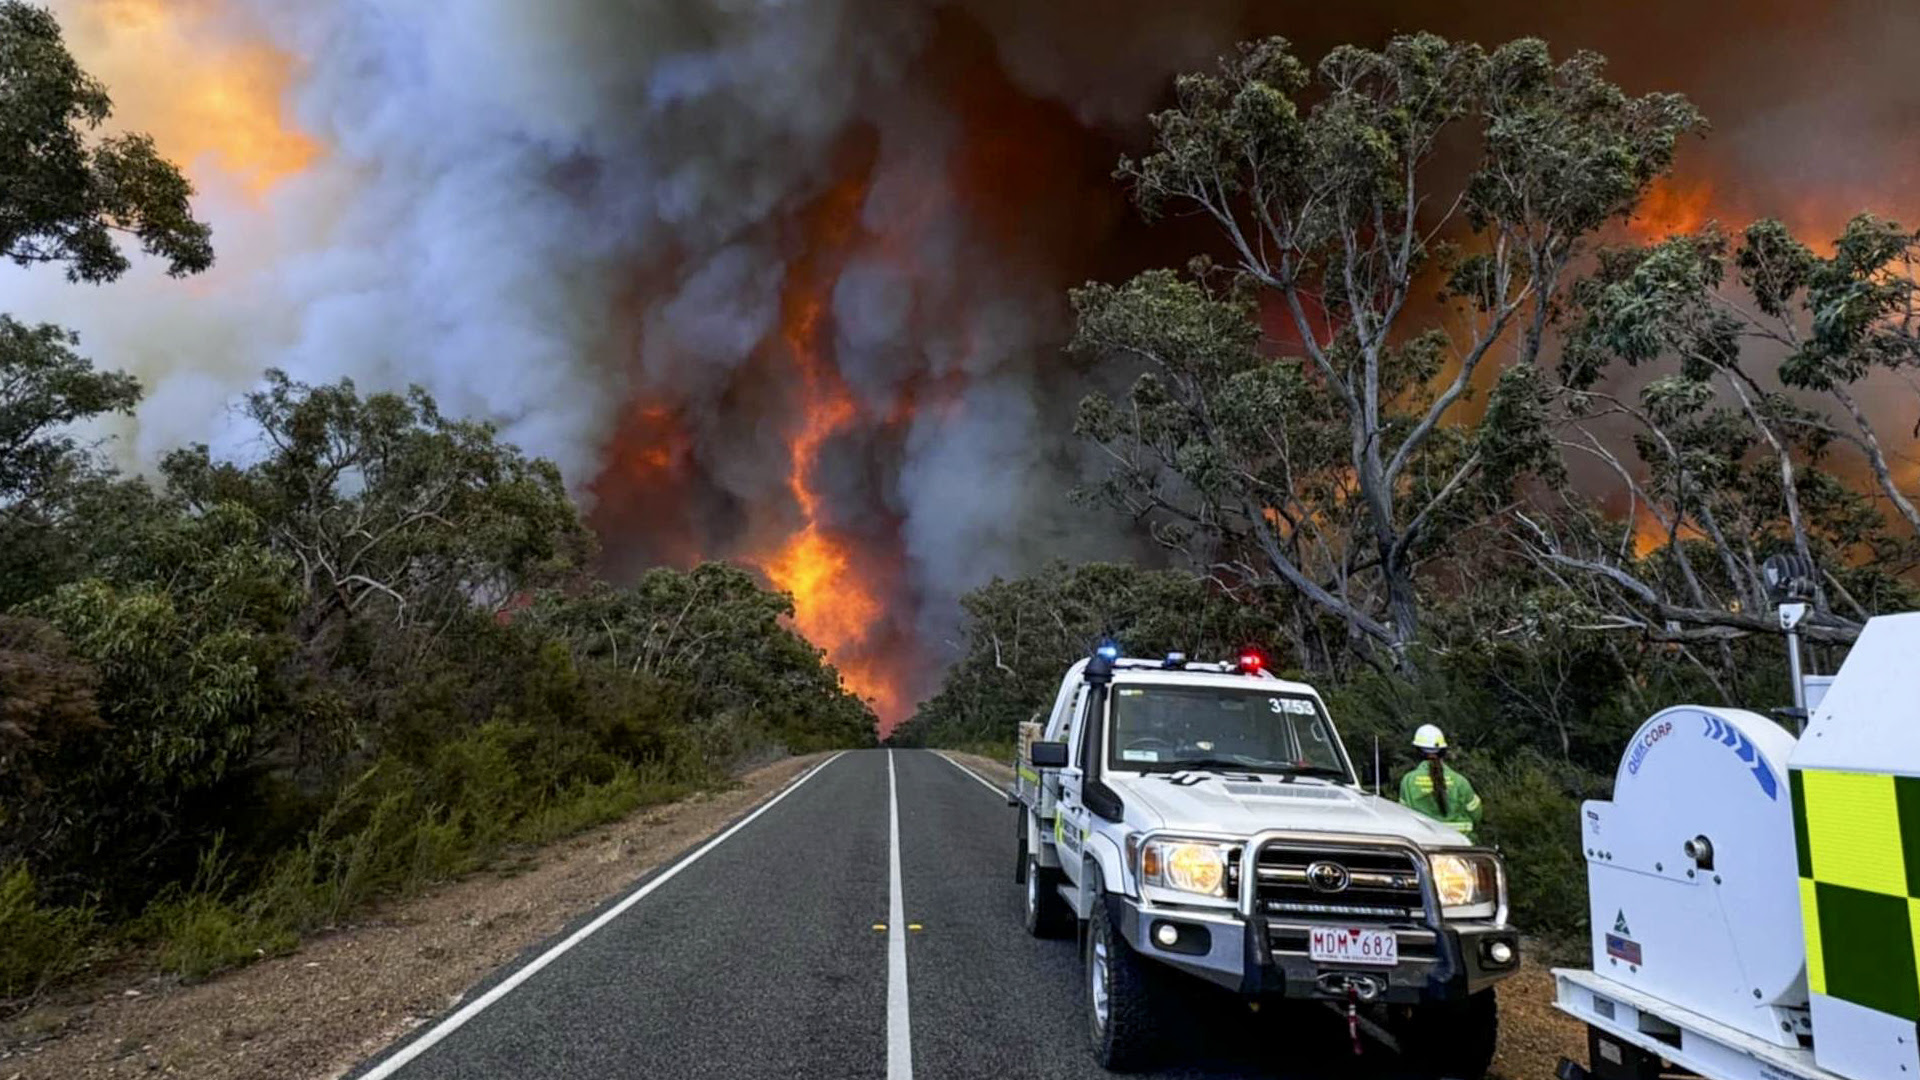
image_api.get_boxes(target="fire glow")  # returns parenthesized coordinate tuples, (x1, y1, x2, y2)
(756, 175, 906, 725)
(43, 1, 1920, 742)
(52, 0, 317, 197)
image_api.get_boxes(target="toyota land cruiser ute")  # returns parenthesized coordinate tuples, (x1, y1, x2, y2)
(1011, 647, 1519, 1075)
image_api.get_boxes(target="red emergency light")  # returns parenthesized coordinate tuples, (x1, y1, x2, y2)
(1237, 649, 1266, 673)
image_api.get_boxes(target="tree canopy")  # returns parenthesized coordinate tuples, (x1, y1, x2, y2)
(1073, 34, 1703, 670)
(1520, 216, 1920, 655)
(0, 1, 212, 282)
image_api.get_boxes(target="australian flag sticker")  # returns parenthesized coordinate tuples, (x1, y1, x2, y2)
(1605, 933, 1643, 966)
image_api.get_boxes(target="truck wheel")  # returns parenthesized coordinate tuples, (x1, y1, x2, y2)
(1024, 855, 1071, 938)
(1086, 900, 1159, 1071)
(1396, 989, 1498, 1079)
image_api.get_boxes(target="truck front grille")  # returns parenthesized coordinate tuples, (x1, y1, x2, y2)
(1229, 844, 1426, 924)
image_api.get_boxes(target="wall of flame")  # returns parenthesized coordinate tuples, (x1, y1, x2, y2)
(35, 0, 1920, 734)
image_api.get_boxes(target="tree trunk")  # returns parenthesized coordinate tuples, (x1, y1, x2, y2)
(1383, 553, 1419, 671)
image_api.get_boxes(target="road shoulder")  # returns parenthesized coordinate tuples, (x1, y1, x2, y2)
(0, 754, 829, 1080)
(943, 751, 1013, 791)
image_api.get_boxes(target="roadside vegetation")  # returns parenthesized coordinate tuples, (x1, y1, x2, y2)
(894, 34, 1920, 952)
(0, 3, 873, 1005)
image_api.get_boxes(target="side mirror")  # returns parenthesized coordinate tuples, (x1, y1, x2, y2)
(1029, 741, 1070, 768)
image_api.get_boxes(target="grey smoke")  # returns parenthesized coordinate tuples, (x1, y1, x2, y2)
(8, 0, 1920, 715)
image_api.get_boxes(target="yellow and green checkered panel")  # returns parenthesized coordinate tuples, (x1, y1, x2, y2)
(1791, 768, 1920, 1020)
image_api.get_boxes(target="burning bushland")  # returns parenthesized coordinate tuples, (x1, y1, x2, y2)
(11, 0, 1920, 737)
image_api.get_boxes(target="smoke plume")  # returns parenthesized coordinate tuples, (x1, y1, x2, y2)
(7, 0, 1920, 729)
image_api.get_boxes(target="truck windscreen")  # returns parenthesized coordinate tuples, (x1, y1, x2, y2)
(1108, 684, 1349, 779)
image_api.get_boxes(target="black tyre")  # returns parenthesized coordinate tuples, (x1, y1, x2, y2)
(1086, 898, 1160, 1071)
(1395, 988, 1498, 1079)
(1024, 854, 1072, 938)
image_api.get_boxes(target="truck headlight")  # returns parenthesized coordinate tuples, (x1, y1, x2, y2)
(1139, 839, 1231, 898)
(1429, 852, 1503, 920)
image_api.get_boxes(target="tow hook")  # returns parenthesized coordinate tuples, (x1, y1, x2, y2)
(1316, 972, 1382, 1002)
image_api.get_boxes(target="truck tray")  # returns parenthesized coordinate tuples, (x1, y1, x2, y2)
(1552, 968, 1837, 1080)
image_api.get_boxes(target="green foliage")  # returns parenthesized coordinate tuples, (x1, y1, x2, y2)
(0, 370, 872, 996)
(162, 370, 593, 643)
(137, 840, 294, 982)
(1082, 34, 1702, 667)
(0, 318, 140, 501)
(1785, 215, 1920, 386)
(27, 509, 296, 791)
(0, 8, 876, 1000)
(0, 862, 96, 998)
(0, 1, 212, 282)
(0, 318, 146, 606)
(1544, 213, 1920, 651)
(526, 563, 878, 757)
(1469, 756, 1594, 948)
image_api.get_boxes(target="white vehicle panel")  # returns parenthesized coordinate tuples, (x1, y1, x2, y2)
(1582, 705, 1804, 1047)
(1111, 774, 1467, 848)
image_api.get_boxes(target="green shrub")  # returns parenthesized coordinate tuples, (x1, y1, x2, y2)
(1, 361, 877, 1001)
(136, 839, 293, 982)
(513, 766, 648, 846)
(147, 894, 294, 981)
(227, 723, 717, 955)
(1468, 753, 1598, 952)
(0, 863, 96, 999)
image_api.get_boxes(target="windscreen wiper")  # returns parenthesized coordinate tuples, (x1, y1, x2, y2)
(1143, 757, 1284, 775)
(1271, 764, 1351, 782)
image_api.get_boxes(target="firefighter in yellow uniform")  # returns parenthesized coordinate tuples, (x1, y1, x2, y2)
(1398, 725, 1484, 839)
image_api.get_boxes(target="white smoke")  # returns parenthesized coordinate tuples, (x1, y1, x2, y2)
(0, 0, 1166, 708)
(9, 0, 935, 482)
(18, 0, 1920, 716)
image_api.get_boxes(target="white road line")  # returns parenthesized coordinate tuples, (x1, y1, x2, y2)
(887, 750, 914, 1080)
(936, 750, 1008, 797)
(359, 751, 848, 1080)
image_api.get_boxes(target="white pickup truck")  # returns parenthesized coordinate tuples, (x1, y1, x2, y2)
(1012, 647, 1520, 1074)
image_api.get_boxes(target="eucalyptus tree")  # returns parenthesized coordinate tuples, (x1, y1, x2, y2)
(1516, 218, 1920, 651)
(1072, 34, 1702, 668)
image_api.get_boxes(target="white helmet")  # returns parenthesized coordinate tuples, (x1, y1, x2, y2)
(1412, 724, 1448, 752)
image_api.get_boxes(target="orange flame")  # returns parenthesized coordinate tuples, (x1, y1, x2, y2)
(758, 175, 905, 726)
(52, 0, 319, 197)
(1630, 176, 1717, 241)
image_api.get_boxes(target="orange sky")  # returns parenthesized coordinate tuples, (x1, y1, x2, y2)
(52, 0, 318, 197)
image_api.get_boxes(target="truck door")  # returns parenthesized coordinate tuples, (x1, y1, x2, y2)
(1055, 685, 1093, 888)
(1040, 683, 1084, 815)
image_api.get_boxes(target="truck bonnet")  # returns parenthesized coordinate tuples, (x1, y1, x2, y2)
(1111, 770, 1471, 849)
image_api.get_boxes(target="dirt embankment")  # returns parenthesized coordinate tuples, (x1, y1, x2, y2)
(0, 755, 828, 1080)
(944, 750, 1589, 1080)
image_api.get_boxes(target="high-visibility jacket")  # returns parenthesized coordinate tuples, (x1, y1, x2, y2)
(1398, 762, 1483, 838)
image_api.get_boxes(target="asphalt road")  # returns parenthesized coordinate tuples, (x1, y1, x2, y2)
(347, 749, 1422, 1080)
